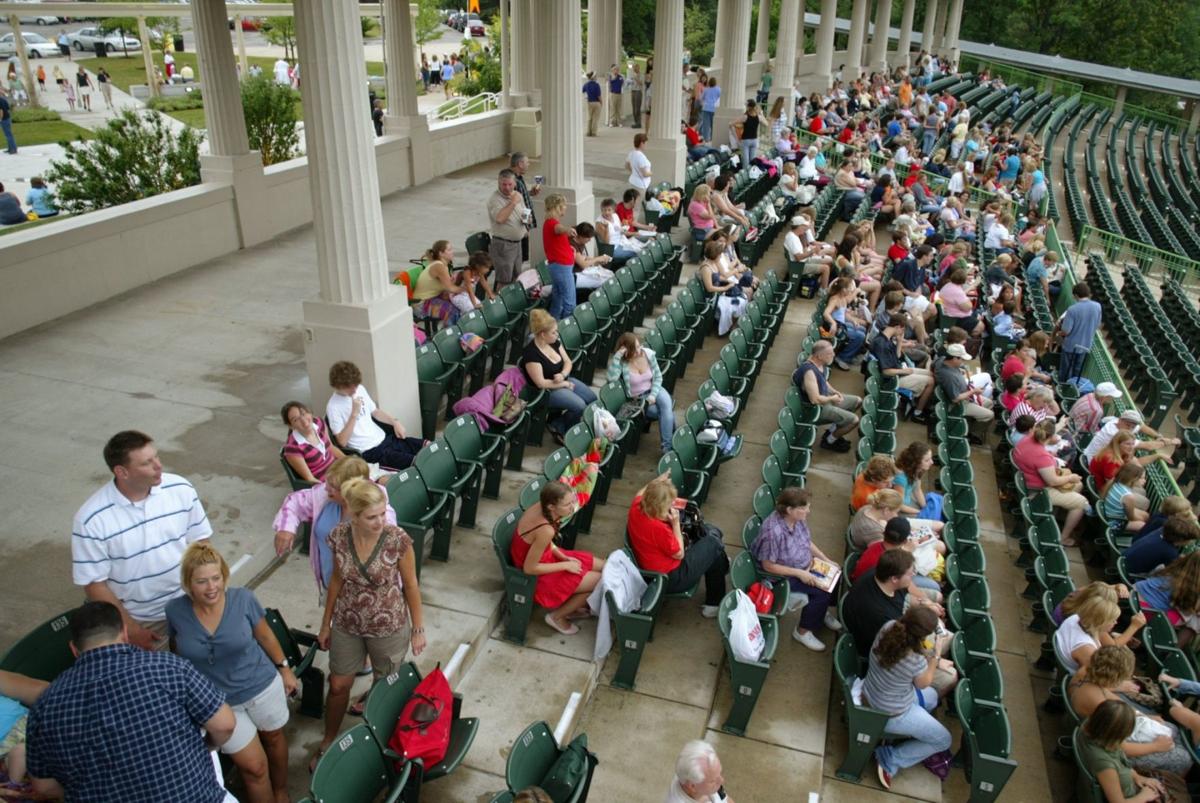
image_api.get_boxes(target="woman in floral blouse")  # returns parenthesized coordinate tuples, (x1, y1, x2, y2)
(312, 477, 425, 770)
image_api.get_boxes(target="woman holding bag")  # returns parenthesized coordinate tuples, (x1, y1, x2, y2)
(312, 478, 425, 771)
(607, 333, 675, 454)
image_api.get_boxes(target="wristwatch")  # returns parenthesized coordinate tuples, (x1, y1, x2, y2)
(275, 658, 289, 669)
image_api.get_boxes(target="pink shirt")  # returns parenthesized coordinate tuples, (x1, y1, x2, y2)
(1013, 435, 1055, 490)
(939, 282, 974, 317)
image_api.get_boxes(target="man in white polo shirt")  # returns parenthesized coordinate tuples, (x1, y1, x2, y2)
(71, 430, 212, 650)
(1081, 409, 1179, 470)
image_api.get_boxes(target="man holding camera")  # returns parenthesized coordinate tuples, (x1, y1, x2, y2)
(487, 168, 530, 289)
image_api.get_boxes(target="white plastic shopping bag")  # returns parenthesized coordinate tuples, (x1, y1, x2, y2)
(728, 589, 765, 662)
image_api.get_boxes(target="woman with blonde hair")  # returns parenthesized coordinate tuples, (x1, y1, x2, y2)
(167, 543, 296, 803)
(849, 488, 903, 549)
(1136, 552, 1200, 647)
(522, 308, 596, 444)
(1053, 580, 1130, 628)
(1055, 593, 1143, 674)
(542, 194, 579, 319)
(313, 477, 425, 770)
(511, 481, 605, 636)
(627, 474, 729, 617)
(1069, 645, 1198, 777)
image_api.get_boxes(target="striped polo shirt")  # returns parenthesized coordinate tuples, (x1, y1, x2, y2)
(72, 474, 213, 621)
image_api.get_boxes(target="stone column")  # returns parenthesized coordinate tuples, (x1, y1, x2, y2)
(1188, 100, 1200, 136)
(768, 0, 799, 110)
(931, 0, 947, 53)
(712, 0, 729, 68)
(510, 0, 527, 94)
(587, 0, 619, 125)
(868, 0, 892, 73)
(532, 0, 594, 261)
(712, 0, 751, 142)
(5, 16, 39, 108)
(234, 16, 249, 78)
(895, 0, 915, 69)
(752, 0, 772, 62)
(137, 17, 159, 99)
(383, 0, 433, 185)
(294, 0, 418, 423)
(1113, 86, 1128, 119)
(920, 0, 938, 57)
(512, 0, 538, 101)
(845, 0, 869, 80)
(644, 0, 685, 187)
(944, 0, 964, 69)
(812, 0, 838, 91)
(500, 0, 511, 105)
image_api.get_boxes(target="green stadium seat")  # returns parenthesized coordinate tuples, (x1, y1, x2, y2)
(308, 724, 410, 803)
(505, 722, 593, 803)
(492, 508, 538, 645)
(715, 589, 779, 736)
(833, 633, 891, 781)
(414, 439, 482, 532)
(0, 608, 78, 683)
(955, 679, 1018, 802)
(606, 566, 665, 691)
(264, 608, 323, 718)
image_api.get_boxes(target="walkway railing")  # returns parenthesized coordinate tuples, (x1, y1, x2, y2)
(1076, 224, 1200, 289)
(427, 92, 501, 123)
(959, 56, 1083, 98)
(1077, 91, 1186, 131)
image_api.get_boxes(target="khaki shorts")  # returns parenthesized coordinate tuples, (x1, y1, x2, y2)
(898, 372, 932, 393)
(223, 673, 290, 755)
(802, 260, 826, 277)
(963, 401, 995, 422)
(1047, 487, 1089, 511)
(817, 393, 861, 428)
(329, 625, 411, 680)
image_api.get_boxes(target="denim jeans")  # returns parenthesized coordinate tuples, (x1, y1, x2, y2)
(548, 262, 576, 320)
(1059, 349, 1087, 383)
(875, 693, 952, 775)
(911, 574, 941, 595)
(0, 118, 15, 153)
(740, 138, 758, 167)
(836, 323, 866, 363)
(699, 110, 715, 142)
(644, 387, 675, 452)
(547, 377, 597, 435)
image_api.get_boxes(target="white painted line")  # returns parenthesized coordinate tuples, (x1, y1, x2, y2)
(229, 553, 253, 576)
(443, 643, 470, 685)
(553, 691, 582, 745)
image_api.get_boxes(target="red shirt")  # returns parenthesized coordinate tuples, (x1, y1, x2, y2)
(887, 243, 910, 263)
(685, 127, 702, 147)
(809, 116, 825, 134)
(837, 127, 855, 144)
(1013, 435, 1055, 490)
(615, 202, 636, 230)
(1089, 451, 1122, 491)
(852, 540, 887, 583)
(1000, 389, 1026, 413)
(628, 495, 681, 573)
(543, 217, 574, 265)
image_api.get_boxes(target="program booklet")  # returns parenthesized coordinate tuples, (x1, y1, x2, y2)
(808, 557, 841, 593)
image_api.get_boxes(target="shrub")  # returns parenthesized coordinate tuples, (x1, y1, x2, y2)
(12, 108, 62, 123)
(147, 93, 205, 112)
(45, 109, 202, 215)
(241, 75, 300, 166)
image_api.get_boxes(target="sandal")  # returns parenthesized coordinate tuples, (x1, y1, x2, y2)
(309, 747, 327, 774)
(544, 612, 579, 636)
(1060, 537, 1079, 548)
(347, 692, 368, 717)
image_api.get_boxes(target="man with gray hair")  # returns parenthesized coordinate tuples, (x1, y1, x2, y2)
(510, 151, 541, 262)
(666, 740, 732, 802)
(487, 168, 528, 288)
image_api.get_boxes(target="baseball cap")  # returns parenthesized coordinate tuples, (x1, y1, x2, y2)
(883, 517, 912, 541)
(945, 343, 969, 359)
(1094, 382, 1122, 399)
(791, 215, 810, 227)
(1118, 409, 1143, 424)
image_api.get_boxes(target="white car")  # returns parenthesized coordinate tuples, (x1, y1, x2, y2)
(18, 14, 61, 26)
(67, 27, 142, 53)
(0, 32, 60, 58)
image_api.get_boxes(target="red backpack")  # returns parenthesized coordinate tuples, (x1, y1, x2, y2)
(387, 666, 453, 770)
(746, 579, 775, 614)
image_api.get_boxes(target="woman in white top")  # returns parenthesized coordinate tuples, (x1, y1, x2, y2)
(595, 197, 644, 263)
(625, 133, 652, 195)
(984, 212, 1017, 253)
(797, 147, 826, 186)
(1054, 595, 1127, 675)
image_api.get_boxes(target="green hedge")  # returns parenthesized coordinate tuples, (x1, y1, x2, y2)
(11, 108, 62, 123)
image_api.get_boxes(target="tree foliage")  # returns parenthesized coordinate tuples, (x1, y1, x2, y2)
(682, 0, 717, 66)
(45, 110, 202, 215)
(415, 0, 444, 46)
(241, 76, 300, 166)
(260, 0, 298, 61)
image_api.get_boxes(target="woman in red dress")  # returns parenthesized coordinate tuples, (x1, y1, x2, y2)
(511, 481, 605, 636)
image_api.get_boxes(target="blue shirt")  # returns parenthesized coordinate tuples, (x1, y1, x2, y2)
(1135, 575, 1172, 612)
(26, 644, 226, 803)
(1060, 298, 1101, 353)
(608, 75, 623, 94)
(1025, 255, 1048, 285)
(583, 80, 601, 102)
(701, 86, 721, 113)
(25, 186, 57, 217)
(166, 587, 276, 706)
(0, 694, 27, 743)
(1123, 533, 1180, 576)
(886, 120, 902, 139)
(314, 500, 343, 588)
(892, 257, 927, 293)
(999, 154, 1021, 181)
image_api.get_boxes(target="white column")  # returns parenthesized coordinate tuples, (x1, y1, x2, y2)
(500, 0, 511, 105)
(920, 0, 938, 56)
(712, 0, 751, 143)
(1113, 86, 1128, 119)
(5, 16, 39, 108)
(812, 0, 838, 91)
(944, 0, 964, 69)
(191, 0, 249, 157)
(1189, 101, 1200, 137)
(294, 0, 418, 423)
(521, 0, 541, 100)
(234, 16, 249, 78)
(931, 0, 947, 53)
(868, 0, 892, 73)
(510, 0, 527, 93)
(712, 0, 729, 68)
(383, 0, 433, 184)
(586, 0, 604, 74)
(752, 0, 772, 62)
(768, 0, 799, 110)
(588, 0, 619, 125)
(644, 0, 685, 187)
(895, 0, 915, 69)
(137, 16, 159, 99)
(846, 0, 869, 80)
(532, 0, 594, 260)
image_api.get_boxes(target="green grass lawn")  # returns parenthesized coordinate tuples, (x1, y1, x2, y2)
(165, 107, 207, 128)
(0, 216, 68, 237)
(11, 120, 92, 146)
(78, 52, 385, 95)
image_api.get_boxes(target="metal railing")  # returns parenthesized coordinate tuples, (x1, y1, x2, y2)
(427, 92, 501, 123)
(1076, 224, 1200, 289)
(959, 56, 1083, 99)
(1076, 91, 1187, 131)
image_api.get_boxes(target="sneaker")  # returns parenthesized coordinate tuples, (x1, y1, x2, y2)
(820, 437, 852, 453)
(700, 605, 720, 619)
(910, 408, 930, 423)
(834, 358, 853, 371)
(792, 628, 826, 651)
(824, 612, 843, 632)
(877, 760, 893, 790)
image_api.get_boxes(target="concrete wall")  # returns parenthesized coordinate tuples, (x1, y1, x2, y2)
(0, 110, 514, 342)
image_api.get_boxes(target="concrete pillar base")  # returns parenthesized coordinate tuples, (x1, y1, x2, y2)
(301, 291, 419, 431)
(531, 183, 595, 264)
(644, 137, 687, 189)
(384, 113, 434, 185)
(199, 152, 273, 248)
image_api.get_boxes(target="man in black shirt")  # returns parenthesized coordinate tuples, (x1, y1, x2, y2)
(510, 152, 541, 263)
(868, 313, 934, 422)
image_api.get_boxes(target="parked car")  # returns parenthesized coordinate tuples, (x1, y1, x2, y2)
(466, 15, 485, 36)
(17, 13, 61, 26)
(0, 32, 60, 58)
(67, 27, 142, 53)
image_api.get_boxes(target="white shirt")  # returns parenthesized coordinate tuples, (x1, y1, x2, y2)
(798, 155, 819, 180)
(783, 230, 807, 261)
(273, 59, 290, 84)
(984, 223, 1011, 250)
(326, 385, 384, 453)
(948, 171, 965, 194)
(1083, 420, 1121, 466)
(665, 778, 722, 803)
(1053, 614, 1096, 675)
(627, 148, 652, 190)
(72, 474, 213, 620)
